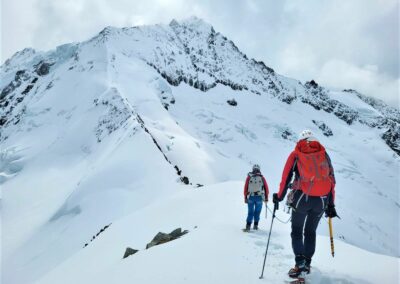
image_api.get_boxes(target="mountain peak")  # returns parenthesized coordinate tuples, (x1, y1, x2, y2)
(2, 48, 37, 72)
(169, 16, 214, 34)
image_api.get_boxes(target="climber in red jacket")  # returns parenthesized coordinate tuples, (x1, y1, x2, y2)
(243, 164, 269, 231)
(273, 129, 338, 278)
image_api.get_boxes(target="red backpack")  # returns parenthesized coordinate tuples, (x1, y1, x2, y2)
(295, 142, 332, 197)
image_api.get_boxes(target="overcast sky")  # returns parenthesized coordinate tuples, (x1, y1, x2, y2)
(2, 0, 399, 106)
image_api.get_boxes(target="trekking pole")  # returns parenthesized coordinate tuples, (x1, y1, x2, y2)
(264, 203, 268, 219)
(328, 217, 335, 257)
(259, 201, 279, 279)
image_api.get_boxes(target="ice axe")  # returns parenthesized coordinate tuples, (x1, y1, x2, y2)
(328, 217, 335, 257)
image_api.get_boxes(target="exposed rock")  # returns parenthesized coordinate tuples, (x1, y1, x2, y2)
(15, 70, 28, 80)
(46, 81, 53, 90)
(169, 228, 184, 239)
(136, 115, 194, 183)
(21, 84, 34, 95)
(174, 165, 182, 175)
(305, 80, 318, 89)
(382, 123, 400, 156)
(303, 82, 358, 125)
(146, 228, 188, 249)
(83, 223, 112, 248)
(312, 120, 333, 137)
(123, 247, 139, 259)
(281, 128, 295, 140)
(227, 99, 237, 106)
(280, 94, 296, 104)
(333, 103, 358, 125)
(0, 116, 7, 126)
(1, 70, 30, 101)
(147, 232, 171, 248)
(95, 88, 133, 142)
(252, 59, 275, 74)
(180, 176, 189, 184)
(35, 61, 53, 76)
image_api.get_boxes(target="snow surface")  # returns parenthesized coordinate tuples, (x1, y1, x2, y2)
(1, 17, 399, 283)
(34, 182, 399, 284)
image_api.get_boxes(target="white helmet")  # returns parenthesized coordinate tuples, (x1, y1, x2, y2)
(299, 129, 316, 141)
(252, 164, 261, 172)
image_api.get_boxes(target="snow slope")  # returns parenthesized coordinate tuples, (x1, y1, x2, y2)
(1, 17, 399, 283)
(33, 181, 399, 284)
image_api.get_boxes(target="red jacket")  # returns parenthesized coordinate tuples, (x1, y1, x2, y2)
(277, 140, 336, 204)
(244, 173, 269, 201)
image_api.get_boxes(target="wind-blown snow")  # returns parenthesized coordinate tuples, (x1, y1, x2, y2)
(1, 17, 399, 283)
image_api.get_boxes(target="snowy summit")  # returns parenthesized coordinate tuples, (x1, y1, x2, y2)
(1, 17, 399, 284)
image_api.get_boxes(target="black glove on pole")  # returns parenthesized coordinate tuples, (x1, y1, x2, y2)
(259, 196, 279, 279)
(325, 205, 340, 219)
(272, 193, 280, 204)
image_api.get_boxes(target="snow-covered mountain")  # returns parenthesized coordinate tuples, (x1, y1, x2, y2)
(1, 17, 399, 283)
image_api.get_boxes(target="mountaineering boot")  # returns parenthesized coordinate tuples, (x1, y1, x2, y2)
(304, 257, 311, 274)
(304, 264, 310, 275)
(288, 264, 306, 278)
(253, 221, 259, 230)
(244, 222, 251, 232)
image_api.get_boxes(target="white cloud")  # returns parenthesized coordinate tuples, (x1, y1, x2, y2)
(1, 0, 399, 106)
(317, 59, 399, 107)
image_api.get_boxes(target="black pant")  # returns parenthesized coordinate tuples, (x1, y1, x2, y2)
(291, 190, 326, 266)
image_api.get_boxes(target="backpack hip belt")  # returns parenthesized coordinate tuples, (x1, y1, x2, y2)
(249, 192, 263, 197)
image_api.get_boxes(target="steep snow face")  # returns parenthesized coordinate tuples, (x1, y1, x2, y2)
(1, 17, 399, 283)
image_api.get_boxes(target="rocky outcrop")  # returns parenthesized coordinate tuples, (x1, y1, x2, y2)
(136, 115, 195, 185)
(93, 88, 134, 143)
(83, 223, 112, 248)
(121, 228, 188, 259)
(227, 99, 237, 106)
(180, 176, 189, 184)
(1, 70, 30, 101)
(0, 69, 39, 140)
(312, 120, 333, 137)
(302, 80, 358, 125)
(34, 61, 53, 76)
(146, 228, 188, 249)
(123, 247, 139, 259)
(281, 128, 295, 140)
(382, 122, 400, 156)
(342, 89, 400, 155)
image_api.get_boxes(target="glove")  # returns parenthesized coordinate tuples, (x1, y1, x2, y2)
(273, 193, 280, 204)
(244, 198, 248, 204)
(325, 205, 339, 218)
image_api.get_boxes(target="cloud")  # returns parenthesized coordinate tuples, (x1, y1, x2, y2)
(1, 0, 399, 106)
(317, 59, 399, 106)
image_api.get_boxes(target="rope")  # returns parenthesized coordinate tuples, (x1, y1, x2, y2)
(266, 205, 292, 224)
